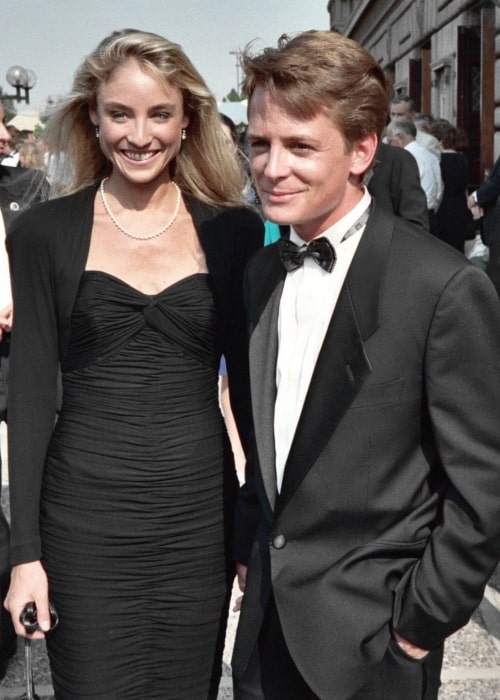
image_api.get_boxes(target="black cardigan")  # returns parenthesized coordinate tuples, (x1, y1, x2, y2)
(6, 184, 263, 564)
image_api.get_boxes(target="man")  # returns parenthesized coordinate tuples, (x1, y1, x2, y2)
(0, 101, 16, 681)
(467, 155, 500, 247)
(0, 100, 48, 679)
(367, 141, 429, 234)
(386, 119, 443, 236)
(232, 30, 500, 700)
(389, 95, 441, 159)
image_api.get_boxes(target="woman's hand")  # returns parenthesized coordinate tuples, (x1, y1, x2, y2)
(4, 560, 51, 638)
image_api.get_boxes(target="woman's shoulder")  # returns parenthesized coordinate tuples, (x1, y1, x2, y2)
(187, 195, 263, 246)
(6, 187, 95, 254)
(7, 185, 95, 243)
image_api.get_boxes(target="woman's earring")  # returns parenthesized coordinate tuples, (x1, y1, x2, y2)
(181, 128, 187, 141)
(95, 126, 100, 139)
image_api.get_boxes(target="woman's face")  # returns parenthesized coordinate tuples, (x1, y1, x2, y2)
(90, 58, 189, 187)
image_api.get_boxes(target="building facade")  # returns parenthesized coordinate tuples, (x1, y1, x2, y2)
(328, 0, 500, 186)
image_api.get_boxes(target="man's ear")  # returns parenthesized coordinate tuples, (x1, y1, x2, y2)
(350, 133, 379, 177)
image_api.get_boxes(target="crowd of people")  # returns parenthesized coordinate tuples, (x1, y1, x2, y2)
(1, 26, 500, 700)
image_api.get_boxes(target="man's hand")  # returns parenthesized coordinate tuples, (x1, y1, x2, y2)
(0, 303, 12, 341)
(233, 562, 247, 612)
(392, 629, 430, 660)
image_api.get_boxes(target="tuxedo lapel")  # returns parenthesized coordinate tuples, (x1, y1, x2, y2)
(277, 204, 394, 513)
(247, 245, 286, 514)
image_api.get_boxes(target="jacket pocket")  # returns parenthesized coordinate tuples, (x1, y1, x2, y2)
(349, 377, 405, 409)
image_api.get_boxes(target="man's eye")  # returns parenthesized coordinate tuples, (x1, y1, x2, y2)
(249, 140, 268, 150)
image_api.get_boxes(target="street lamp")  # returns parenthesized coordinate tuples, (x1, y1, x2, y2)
(229, 51, 241, 92)
(4, 65, 37, 104)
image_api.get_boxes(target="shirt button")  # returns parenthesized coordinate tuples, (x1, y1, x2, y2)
(272, 534, 286, 549)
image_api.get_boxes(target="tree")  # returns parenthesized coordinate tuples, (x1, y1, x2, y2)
(223, 88, 243, 102)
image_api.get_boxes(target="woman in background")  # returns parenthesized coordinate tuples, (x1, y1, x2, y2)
(5, 29, 262, 699)
(430, 119, 474, 252)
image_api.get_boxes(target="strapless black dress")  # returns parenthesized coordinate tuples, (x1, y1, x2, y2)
(40, 271, 236, 699)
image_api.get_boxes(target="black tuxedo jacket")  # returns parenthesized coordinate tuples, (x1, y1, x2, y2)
(475, 155, 500, 245)
(0, 164, 49, 227)
(368, 142, 429, 233)
(232, 202, 500, 699)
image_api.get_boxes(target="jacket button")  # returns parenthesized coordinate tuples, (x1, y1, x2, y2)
(272, 534, 286, 549)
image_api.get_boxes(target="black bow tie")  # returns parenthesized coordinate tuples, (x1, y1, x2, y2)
(278, 236, 336, 273)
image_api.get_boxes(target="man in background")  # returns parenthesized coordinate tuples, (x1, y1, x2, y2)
(0, 99, 49, 679)
(386, 118, 443, 236)
(389, 95, 442, 159)
(0, 101, 16, 680)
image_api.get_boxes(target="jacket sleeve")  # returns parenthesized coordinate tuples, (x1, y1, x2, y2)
(219, 208, 263, 455)
(6, 207, 60, 564)
(476, 157, 500, 207)
(393, 263, 500, 650)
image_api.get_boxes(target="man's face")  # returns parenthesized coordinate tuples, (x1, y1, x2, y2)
(0, 104, 12, 158)
(247, 86, 373, 241)
(389, 101, 411, 121)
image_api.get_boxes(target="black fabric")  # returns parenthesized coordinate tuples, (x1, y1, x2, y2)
(0, 164, 49, 227)
(6, 187, 263, 564)
(44, 272, 234, 698)
(278, 236, 336, 273)
(435, 152, 474, 251)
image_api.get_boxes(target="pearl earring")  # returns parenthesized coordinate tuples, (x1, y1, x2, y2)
(95, 126, 100, 139)
(181, 129, 187, 141)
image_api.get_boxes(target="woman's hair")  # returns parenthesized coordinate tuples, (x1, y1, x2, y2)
(18, 141, 46, 171)
(429, 119, 457, 150)
(241, 30, 388, 151)
(44, 29, 245, 206)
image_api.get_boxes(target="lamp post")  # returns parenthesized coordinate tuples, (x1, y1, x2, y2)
(4, 65, 37, 104)
(229, 51, 241, 93)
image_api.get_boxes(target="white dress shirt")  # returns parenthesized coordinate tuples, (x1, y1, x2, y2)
(274, 188, 371, 491)
(405, 140, 443, 212)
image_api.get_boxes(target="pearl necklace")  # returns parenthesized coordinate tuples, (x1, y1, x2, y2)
(99, 178, 181, 241)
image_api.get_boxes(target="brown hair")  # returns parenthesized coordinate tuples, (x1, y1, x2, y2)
(242, 30, 388, 150)
(429, 119, 457, 150)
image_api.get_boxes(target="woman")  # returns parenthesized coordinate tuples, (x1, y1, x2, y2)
(5, 29, 262, 699)
(429, 119, 474, 252)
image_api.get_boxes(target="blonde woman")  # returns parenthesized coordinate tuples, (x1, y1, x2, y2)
(5, 29, 262, 699)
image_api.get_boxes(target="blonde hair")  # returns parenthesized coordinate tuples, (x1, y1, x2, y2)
(45, 29, 245, 206)
(18, 141, 46, 171)
(242, 30, 388, 151)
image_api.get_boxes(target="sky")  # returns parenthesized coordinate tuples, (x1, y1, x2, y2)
(1, 0, 329, 114)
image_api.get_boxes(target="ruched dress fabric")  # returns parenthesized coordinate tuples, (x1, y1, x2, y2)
(41, 270, 236, 699)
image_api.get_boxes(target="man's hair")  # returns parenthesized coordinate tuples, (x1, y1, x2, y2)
(390, 119, 417, 139)
(389, 94, 416, 115)
(241, 30, 388, 150)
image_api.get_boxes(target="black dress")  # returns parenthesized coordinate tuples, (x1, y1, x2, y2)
(42, 270, 236, 699)
(436, 151, 474, 252)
